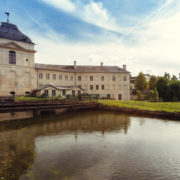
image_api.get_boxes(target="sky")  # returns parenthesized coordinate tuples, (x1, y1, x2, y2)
(0, 0, 180, 76)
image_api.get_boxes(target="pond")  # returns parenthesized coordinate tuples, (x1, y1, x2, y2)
(0, 110, 180, 180)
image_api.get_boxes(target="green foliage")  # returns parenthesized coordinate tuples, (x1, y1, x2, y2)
(156, 77, 168, 101)
(167, 81, 180, 101)
(171, 75, 178, 81)
(155, 77, 180, 102)
(15, 96, 49, 101)
(164, 72, 171, 80)
(149, 75, 157, 90)
(147, 88, 159, 101)
(135, 72, 148, 92)
(137, 91, 142, 100)
(98, 100, 180, 112)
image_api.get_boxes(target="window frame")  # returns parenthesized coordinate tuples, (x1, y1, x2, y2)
(39, 73, 43, 79)
(53, 74, 56, 80)
(90, 76, 93, 81)
(9, 51, 16, 64)
(78, 76, 81, 81)
(46, 74, 50, 80)
(90, 85, 93, 90)
(112, 76, 116, 81)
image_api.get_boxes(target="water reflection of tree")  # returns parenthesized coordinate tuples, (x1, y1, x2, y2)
(0, 130, 35, 180)
(0, 111, 131, 179)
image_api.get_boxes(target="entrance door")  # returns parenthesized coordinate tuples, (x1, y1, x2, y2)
(118, 94, 122, 100)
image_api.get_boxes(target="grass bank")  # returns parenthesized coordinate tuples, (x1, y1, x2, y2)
(98, 100, 180, 113)
(15, 96, 49, 101)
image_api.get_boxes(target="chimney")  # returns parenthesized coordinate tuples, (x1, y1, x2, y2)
(123, 64, 126, 70)
(74, 61, 77, 69)
(100, 62, 103, 67)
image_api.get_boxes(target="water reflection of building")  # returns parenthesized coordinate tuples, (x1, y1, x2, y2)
(0, 111, 130, 179)
(0, 111, 33, 122)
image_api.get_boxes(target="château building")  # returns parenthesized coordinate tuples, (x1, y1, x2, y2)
(0, 20, 130, 100)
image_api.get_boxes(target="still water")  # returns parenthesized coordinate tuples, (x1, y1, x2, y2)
(0, 111, 180, 180)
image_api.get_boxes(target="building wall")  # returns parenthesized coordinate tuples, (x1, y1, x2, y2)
(36, 69, 130, 100)
(36, 86, 83, 97)
(0, 39, 37, 96)
(0, 39, 130, 100)
(37, 69, 75, 87)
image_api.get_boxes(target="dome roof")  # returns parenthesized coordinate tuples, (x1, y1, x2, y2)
(0, 22, 34, 44)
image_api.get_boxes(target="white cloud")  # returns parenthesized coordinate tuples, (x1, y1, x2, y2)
(31, 0, 180, 77)
(40, 0, 119, 32)
(41, 0, 75, 12)
(81, 2, 118, 31)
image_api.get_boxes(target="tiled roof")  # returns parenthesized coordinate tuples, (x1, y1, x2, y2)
(35, 63, 129, 73)
(0, 22, 34, 44)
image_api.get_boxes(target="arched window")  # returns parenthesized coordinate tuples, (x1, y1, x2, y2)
(9, 51, 16, 64)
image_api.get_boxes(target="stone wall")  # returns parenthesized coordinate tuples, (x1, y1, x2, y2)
(36, 69, 130, 100)
(0, 39, 36, 96)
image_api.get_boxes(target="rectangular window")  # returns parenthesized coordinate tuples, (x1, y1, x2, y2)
(62, 90, 66, 96)
(101, 85, 105, 90)
(90, 76, 93, 81)
(39, 73, 43, 79)
(123, 75, 127, 81)
(45, 90, 48, 96)
(101, 76, 104, 81)
(59, 75, 62, 80)
(112, 76, 116, 81)
(78, 76, 81, 81)
(96, 85, 99, 90)
(71, 76, 73, 81)
(72, 90, 75, 96)
(65, 75, 68, 81)
(9, 51, 16, 64)
(53, 74, 56, 80)
(52, 90, 56, 96)
(90, 85, 93, 90)
(46, 74, 50, 80)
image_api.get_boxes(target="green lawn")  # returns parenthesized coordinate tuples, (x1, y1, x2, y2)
(98, 100, 180, 113)
(15, 96, 49, 101)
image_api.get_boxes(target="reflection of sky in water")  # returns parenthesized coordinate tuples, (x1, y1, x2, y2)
(1, 111, 180, 180)
(31, 119, 180, 180)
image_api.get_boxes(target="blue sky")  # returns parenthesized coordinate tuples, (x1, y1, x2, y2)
(0, 0, 180, 76)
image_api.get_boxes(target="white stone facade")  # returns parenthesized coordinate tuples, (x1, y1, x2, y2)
(0, 22, 130, 100)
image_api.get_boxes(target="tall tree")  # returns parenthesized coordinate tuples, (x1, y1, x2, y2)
(156, 77, 168, 100)
(135, 72, 148, 93)
(149, 75, 157, 90)
(164, 72, 171, 80)
(171, 75, 178, 81)
(167, 81, 180, 101)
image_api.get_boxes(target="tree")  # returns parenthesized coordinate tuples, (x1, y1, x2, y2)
(135, 72, 148, 93)
(171, 75, 178, 81)
(156, 77, 168, 101)
(164, 72, 171, 80)
(149, 75, 157, 90)
(167, 81, 180, 101)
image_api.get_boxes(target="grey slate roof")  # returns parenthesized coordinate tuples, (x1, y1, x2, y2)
(0, 22, 34, 44)
(35, 63, 129, 73)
